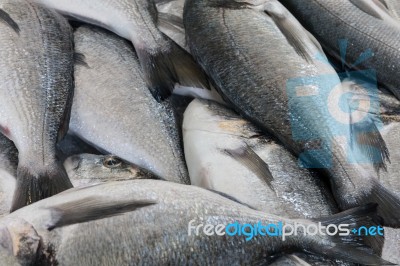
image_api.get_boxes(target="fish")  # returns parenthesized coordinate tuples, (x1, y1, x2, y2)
(0, 180, 391, 265)
(183, 99, 338, 218)
(0, 134, 18, 216)
(31, 0, 208, 100)
(377, 110, 400, 265)
(183, 99, 364, 265)
(183, 0, 400, 227)
(71, 25, 189, 184)
(64, 154, 158, 187)
(57, 133, 102, 163)
(0, 1, 74, 211)
(381, 0, 400, 20)
(278, 0, 400, 100)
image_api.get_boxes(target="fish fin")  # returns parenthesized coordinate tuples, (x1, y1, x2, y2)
(349, 113, 390, 173)
(376, 0, 389, 9)
(223, 144, 274, 191)
(45, 197, 156, 230)
(157, 12, 184, 31)
(262, 2, 316, 62)
(157, 12, 189, 52)
(0, 9, 19, 34)
(350, 0, 399, 24)
(310, 204, 393, 265)
(170, 41, 211, 91)
(136, 46, 177, 101)
(10, 163, 73, 212)
(368, 181, 400, 228)
(74, 52, 89, 68)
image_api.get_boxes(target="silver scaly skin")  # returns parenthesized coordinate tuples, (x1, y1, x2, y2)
(183, 0, 400, 227)
(0, 0, 74, 211)
(30, 0, 208, 100)
(71, 25, 189, 184)
(0, 180, 390, 265)
(278, 0, 400, 99)
(183, 99, 353, 266)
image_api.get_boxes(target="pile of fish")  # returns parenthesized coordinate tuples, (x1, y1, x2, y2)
(0, 0, 399, 264)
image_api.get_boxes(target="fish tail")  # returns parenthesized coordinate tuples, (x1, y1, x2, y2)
(368, 180, 400, 228)
(136, 39, 209, 102)
(307, 204, 393, 265)
(10, 162, 73, 212)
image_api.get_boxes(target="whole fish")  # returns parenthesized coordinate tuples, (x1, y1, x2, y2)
(64, 154, 158, 187)
(0, 134, 17, 216)
(0, 1, 74, 211)
(71, 25, 189, 184)
(279, 0, 400, 99)
(183, 99, 338, 218)
(183, 99, 361, 265)
(31, 0, 208, 100)
(0, 180, 390, 265)
(183, 0, 400, 227)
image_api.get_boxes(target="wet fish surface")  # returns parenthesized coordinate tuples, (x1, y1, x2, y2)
(381, 0, 400, 20)
(183, 99, 358, 265)
(64, 154, 158, 187)
(0, 180, 390, 265)
(31, 0, 208, 100)
(183, 0, 400, 227)
(71, 25, 189, 184)
(279, 0, 400, 99)
(0, 0, 74, 211)
(183, 99, 338, 219)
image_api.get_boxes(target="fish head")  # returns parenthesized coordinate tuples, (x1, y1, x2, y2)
(64, 154, 155, 186)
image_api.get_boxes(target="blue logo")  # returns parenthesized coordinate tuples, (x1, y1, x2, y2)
(286, 39, 383, 168)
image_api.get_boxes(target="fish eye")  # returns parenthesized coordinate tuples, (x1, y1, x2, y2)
(103, 156, 122, 168)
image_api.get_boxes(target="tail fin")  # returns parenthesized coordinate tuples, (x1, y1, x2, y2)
(136, 39, 209, 102)
(10, 162, 73, 212)
(308, 204, 393, 265)
(368, 181, 400, 228)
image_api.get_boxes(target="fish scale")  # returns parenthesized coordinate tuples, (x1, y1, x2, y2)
(0, 0, 74, 211)
(70, 25, 189, 184)
(279, 0, 400, 99)
(184, 0, 400, 227)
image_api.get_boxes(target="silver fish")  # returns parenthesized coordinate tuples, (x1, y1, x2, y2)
(183, 99, 359, 265)
(0, 180, 390, 265)
(64, 154, 157, 187)
(0, 0, 74, 211)
(31, 0, 208, 100)
(183, 99, 338, 218)
(279, 0, 400, 99)
(183, 0, 400, 227)
(71, 25, 189, 184)
(378, 122, 400, 265)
